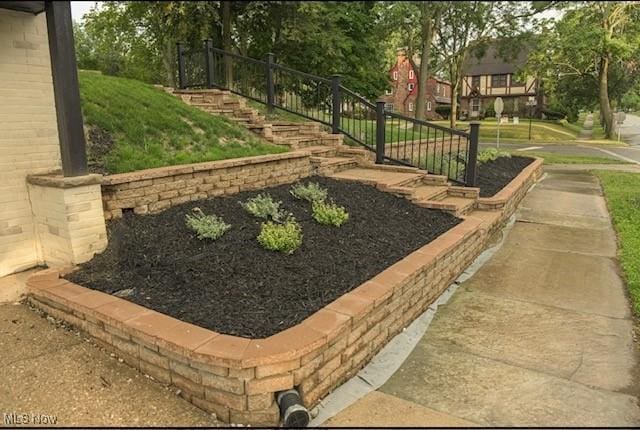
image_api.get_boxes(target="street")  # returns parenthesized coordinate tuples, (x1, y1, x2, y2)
(479, 113, 640, 164)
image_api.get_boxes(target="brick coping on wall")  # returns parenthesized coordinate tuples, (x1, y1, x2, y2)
(101, 151, 309, 185)
(26, 158, 543, 426)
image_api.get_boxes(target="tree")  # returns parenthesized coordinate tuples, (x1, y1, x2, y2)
(527, 2, 640, 137)
(415, 3, 441, 120)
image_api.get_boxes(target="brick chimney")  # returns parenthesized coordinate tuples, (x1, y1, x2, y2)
(396, 47, 407, 64)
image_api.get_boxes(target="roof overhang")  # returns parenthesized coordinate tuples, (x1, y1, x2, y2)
(0, 1, 46, 14)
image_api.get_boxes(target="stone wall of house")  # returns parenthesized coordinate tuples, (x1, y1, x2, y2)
(0, 9, 62, 277)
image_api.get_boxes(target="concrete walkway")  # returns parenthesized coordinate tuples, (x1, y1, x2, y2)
(327, 169, 640, 427)
(0, 303, 220, 426)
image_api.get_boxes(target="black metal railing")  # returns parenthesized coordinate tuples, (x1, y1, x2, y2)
(177, 40, 479, 186)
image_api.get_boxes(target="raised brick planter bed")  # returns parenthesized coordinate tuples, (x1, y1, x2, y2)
(27, 158, 543, 426)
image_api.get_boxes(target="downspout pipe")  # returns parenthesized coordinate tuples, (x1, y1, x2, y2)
(277, 389, 310, 427)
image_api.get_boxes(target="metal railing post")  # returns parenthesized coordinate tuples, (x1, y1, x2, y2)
(466, 122, 480, 187)
(266, 53, 275, 112)
(330, 75, 341, 134)
(204, 39, 214, 89)
(375, 100, 386, 164)
(176, 42, 186, 89)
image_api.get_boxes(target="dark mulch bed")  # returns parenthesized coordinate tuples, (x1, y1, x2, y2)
(66, 177, 460, 338)
(476, 155, 535, 197)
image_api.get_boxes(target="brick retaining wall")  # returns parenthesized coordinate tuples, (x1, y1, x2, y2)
(101, 151, 313, 220)
(27, 159, 542, 426)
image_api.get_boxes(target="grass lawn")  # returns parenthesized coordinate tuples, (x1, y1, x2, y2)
(79, 71, 286, 174)
(595, 171, 640, 316)
(511, 151, 630, 165)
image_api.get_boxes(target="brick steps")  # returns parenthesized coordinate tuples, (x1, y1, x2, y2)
(416, 195, 476, 216)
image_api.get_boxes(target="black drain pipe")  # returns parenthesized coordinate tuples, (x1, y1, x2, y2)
(277, 389, 310, 427)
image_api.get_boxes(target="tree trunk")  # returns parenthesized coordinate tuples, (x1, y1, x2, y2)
(161, 38, 176, 88)
(222, 1, 232, 88)
(415, 5, 437, 120)
(599, 55, 613, 138)
(450, 80, 459, 128)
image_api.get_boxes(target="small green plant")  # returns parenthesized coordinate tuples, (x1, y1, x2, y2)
(290, 182, 328, 202)
(241, 193, 285, 221)
(478, 148, 512, 163)
(185, 208, 231, 240)
(257, 218, 303, 254)
(312, 200, 349, 227)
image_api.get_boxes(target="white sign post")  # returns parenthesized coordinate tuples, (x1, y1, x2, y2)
(616, 111, 626, 142)
(494, 97, 504, 148)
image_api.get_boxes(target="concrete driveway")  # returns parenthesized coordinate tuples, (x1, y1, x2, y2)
(327, 168, 640, 427)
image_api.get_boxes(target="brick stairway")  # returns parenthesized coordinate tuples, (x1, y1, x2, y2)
(169, 88, 342, 150)
(163, 86, 499, 219)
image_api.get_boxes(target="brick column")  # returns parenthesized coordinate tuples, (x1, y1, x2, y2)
(27, 173, 107, 266)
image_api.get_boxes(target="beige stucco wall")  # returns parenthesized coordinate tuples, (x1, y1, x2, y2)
(0, 9, 62, 277)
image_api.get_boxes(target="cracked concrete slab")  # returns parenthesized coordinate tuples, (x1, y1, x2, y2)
(380, 342, 640, 427)
(423, 288, 637, 392)
(504, 221, 618, 257)
(467, 244, 630, 319)
(0, 304, 219, 427)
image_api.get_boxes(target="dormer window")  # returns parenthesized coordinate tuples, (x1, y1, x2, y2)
(409, 70, 414, 79)
(436, 83, 441, 94)
(393, 71, 398, 81)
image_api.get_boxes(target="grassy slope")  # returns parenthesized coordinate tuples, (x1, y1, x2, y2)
(78, 71, 286, 174)
(512, 151, 630, 165)
(595, 171, 640, 316)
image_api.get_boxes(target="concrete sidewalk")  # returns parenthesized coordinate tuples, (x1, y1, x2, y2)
(327, 169, 640, 427)
(0, 303, 220, 426)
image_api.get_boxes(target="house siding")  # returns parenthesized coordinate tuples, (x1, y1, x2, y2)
(0, 9, 62, 277)
(381, 50, 450, 120)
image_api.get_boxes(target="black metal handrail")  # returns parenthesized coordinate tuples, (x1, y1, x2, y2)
(176, 40, 479, 186)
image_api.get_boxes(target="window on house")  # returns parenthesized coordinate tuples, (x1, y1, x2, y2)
(427, 101, 432, 111)
(409, 70, 414, 79)
(442, 86, 447, 97)
(393, 71, 398, 81)
(385, 88, 393, 95)
(471, 75, 481, 88)
(471, 98, 481, 113)
(408, 102, 414, 112)
(491, 74, 508, 87)
(436, 83, 441, 94)
(385, 103, 394, 112)
(408, 83, 415, 91)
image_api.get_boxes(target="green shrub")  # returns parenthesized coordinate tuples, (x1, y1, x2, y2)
(257, 218, 303, 254)
(185, 208, 231, 240)
(312, 200, 349, 227)
(241, 193, 285, 221)
(290, 182, 328, 203)
(478, 148, 512, 163)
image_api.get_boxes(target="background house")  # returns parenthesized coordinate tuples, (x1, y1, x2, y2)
(460, 44, 545, 119)
(381, 48, 451, 120)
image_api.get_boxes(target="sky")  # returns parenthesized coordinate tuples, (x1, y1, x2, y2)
(70, 1, 99, 22)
